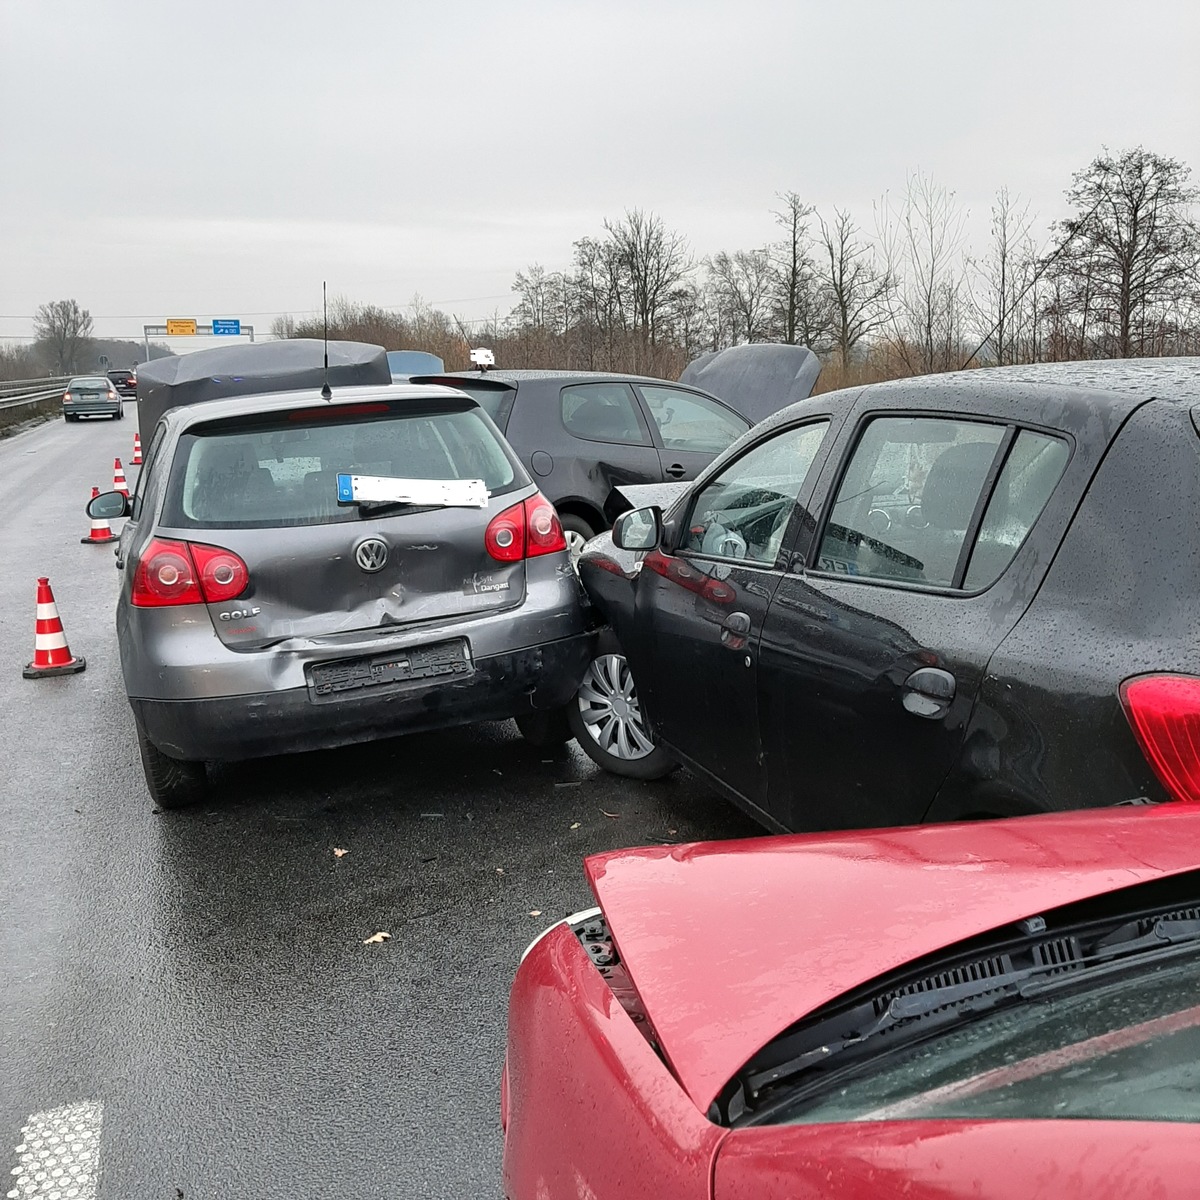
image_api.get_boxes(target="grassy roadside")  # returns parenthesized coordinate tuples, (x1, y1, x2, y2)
(0, 397, 61, 438)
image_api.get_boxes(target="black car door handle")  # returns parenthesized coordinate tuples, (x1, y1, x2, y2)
(664, 463, 687, 479)
(721, 611, 752, 641)
(902, 667, 956, 719)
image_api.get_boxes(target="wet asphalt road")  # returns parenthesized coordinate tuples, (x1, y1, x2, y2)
(0, 411, 759, 1198)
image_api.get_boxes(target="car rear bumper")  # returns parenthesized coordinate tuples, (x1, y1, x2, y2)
(131, 632, 595, 762)
(63, 401, 120, 416)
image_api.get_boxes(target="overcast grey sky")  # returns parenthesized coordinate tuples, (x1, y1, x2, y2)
(2, 0, 1198, 349)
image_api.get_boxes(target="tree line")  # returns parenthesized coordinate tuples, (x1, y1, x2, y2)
(278, 146, 1200, 389)
(0, 299, 173, 382)
(14, 146, 1197, 389)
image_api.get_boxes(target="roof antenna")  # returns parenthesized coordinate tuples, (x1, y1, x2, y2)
(320, 280, 332, 401)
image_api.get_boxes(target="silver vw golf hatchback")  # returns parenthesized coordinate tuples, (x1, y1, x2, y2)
(90, 384, 592, 808)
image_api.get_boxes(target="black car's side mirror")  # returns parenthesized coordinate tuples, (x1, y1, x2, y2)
(87, 490, 131, 520)
(613, 506, 662, 551)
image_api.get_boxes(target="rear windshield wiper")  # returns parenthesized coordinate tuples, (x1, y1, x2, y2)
(351, 499, 427, 517)
(728, 908, 1200, 1124)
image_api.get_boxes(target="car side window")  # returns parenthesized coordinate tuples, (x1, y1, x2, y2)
(680, 421, 830, 564)
(637, 385, 749, 453)
(963, 431, 1069, 590)
(130, 425, 168, 521)
(817, 417, 1005, 588)
(560, 383, 650, 445)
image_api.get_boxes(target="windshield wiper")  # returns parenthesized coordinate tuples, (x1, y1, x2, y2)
(352, 499, 428, 517)
(728, 908, 1200, 1125)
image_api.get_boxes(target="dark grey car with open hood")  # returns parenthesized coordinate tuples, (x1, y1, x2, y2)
(89, 383, 592, 808)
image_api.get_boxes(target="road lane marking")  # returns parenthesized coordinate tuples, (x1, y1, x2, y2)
(7, 1101, 101, 1200)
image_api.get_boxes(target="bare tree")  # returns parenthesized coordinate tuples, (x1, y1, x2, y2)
(512, 263, 569, 334)
(817, 209, 894, 372)
(770, 191, 828, 347)
(879, 171, 969, 374)
(967, 188, 1038, 365)
(34, 299, 94, 374)
(707, 248, 777, 343)
(603, 209, 692, 352)
(1047, 146, 1200, 358)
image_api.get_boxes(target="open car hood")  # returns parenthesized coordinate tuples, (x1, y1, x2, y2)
(583, 806, 1200, 1113)
(678, 343, 821, 423)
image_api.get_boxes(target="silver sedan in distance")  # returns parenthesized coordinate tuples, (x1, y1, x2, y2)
(62, 375, 124, 420)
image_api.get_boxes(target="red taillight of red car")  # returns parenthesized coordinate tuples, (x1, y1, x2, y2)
(131, 537, 249, 607)
(485, 494, 566, 563)
(1120, 674, 1200, 803)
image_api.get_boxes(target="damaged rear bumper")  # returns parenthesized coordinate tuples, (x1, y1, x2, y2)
(131, 632, 594, 762)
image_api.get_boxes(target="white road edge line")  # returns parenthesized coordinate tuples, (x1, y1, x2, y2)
(7, 1101, 102, 1200)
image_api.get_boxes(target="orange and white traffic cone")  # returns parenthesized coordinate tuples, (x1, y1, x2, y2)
(23, 577, 86, 678)
(81, 485, 118, 545)
(132, 433, 143, 466)
(113, 458, 130, 496)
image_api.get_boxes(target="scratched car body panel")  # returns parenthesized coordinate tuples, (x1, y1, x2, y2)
(106, 383, 592, 804)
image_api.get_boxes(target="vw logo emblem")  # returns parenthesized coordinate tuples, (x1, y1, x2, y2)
(355, 537, 389, 573)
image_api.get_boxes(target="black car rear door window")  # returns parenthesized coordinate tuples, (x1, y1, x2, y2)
(681, 422, 830, 564)
(962, 431, 1070, 590)
(636, 385, 749, 453)
(817, 417, 1007, 588)
(560, 383, 651, 446)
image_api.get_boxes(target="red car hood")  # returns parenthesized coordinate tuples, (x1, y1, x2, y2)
(584, 806, 1200, 1113)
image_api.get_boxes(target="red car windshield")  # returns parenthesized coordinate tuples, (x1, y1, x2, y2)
(775, 952, 1200, 1125)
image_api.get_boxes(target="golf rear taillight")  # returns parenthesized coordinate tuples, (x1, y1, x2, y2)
(485, 502, 525, 562)
(524, 495, 566, 557)
(132, 538, 202, 606)
(191, 543, 250, 603)
(485, 494, 566, 562)
(132, 538, 249, 607)
(1120, 674, 1200, 803)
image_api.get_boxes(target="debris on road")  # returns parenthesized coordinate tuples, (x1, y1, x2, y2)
(555, 781, 581, 789)
(362, 931, 391, 945)
(333, 847, 349, 858)
(496, 867, 505, 875)
(601, 809, 620, 819)
(528, 910, 542, 918)
(569, 822, 581, 830)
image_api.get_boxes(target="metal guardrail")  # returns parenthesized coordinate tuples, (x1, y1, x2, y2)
(0, 376, 73, 413)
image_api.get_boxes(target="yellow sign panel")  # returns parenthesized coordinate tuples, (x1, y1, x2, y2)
(166, 318, 197, 336)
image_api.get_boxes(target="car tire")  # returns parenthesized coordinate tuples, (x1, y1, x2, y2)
(114, 404, 124, 420)
(567, 630, 677, 780)
(559, 513, 597, 567)
(136, 721, 207, 809)
(515, 707, 574, 748)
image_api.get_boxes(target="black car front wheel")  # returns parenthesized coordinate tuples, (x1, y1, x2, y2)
(135, 721, 207, 809)
(567, 632, 677, 780)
